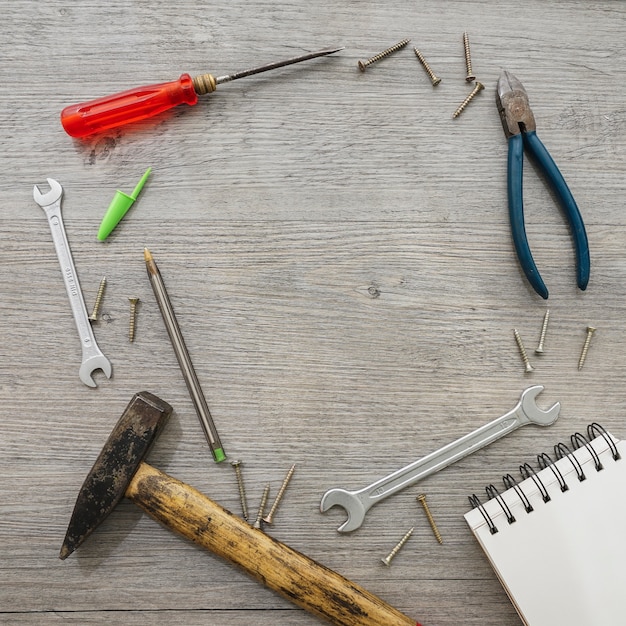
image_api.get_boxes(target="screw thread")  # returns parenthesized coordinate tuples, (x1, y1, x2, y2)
(128, 298, 140, 342)
(578, 327, 596, 370)
(535, 309, 551, 354)
(453, 81, 484, 118)
(381, 527, 414, 566)
(514, 329, 534, 373)
(413, 47, 441, 85)
(231, 460, 249, 521)
(253, 484, 271, 529)
(417, 495, 443, 544)
(89, 277, 107, 321)
(359, 38, 410, 71)
(263, 463, 296, 524)
(463, 32, 475, 81)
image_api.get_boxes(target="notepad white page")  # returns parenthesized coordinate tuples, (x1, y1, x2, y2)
(464, 435, 626, 626)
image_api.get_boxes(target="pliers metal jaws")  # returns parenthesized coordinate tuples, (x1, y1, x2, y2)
(496, 70, 590, 300)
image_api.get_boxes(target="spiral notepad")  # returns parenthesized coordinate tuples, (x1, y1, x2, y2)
(464, 424, 624, 626)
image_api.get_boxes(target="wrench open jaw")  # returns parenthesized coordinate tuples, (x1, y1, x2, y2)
(320, 488, 369, 533)
(33, 178, 63, 208)
(79, 354, 113, 388)
(34, 178, 112, 388)
(320, 386, 561, 533)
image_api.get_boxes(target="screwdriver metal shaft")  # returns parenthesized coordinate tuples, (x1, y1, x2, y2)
(215, 46, 345, 84)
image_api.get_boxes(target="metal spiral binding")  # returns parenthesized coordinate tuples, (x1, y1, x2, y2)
(519, 462, 551, 503)
(554, 442, 586, 482)
(468, 494, 498, 535)
(503, 473, 534, 513)
(469, 423, 621, 534)
(537, 452, 569, 493)
(485, 484, 516, 525)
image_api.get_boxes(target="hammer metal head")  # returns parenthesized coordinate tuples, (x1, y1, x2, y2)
(60, 391, 173, 560)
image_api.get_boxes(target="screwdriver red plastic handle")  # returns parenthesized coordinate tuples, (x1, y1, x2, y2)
(60, 74, 198, 138)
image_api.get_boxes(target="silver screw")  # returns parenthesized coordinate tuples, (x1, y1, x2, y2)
(381, 527, 414, 566)
(514, 329, 534, 373)
(578, 326, 596, 370)
(535, 309, 551, 354)
(263, 463, 296, 525)
(452, 81, 484, 119)
(358, 38, 410, 72)
(462, 32, 476, 82)
(413, 47, 441, 86)
(88, 277, 107, 322)
(253, 484, 271, 529)
(231, 460, 249, 521)
(417, 494, 443, 544)
(128, 298, 140, 342)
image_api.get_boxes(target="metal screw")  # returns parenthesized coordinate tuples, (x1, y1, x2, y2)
(128, 298, 140, 342)
(417, 494, 443, 544)
(578, 326, 596, 370)
(514, 329, 534, 373)
(263, 463, 296, 525)
(253, 484, 271, 529)
(231, 460, 249, 521)
(88, 277, 107, 322)
(381, 527, 414, 566)
(413, 47, 441, 86)
(358, 38, 410, 72)
(535, 309, 551, 354)
(452, 81, 484, 118)
(462, 32, 476, 82)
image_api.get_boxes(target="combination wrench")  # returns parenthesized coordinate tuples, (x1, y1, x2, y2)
(34, 178, 112, 387)
(320, 386, 560, 532)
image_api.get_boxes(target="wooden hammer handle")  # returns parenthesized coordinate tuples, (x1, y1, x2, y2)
(126, 462, 420, 626)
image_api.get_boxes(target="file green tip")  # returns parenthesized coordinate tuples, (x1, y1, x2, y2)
(213, 447, 226, 463)
(97, 167, 152, 241)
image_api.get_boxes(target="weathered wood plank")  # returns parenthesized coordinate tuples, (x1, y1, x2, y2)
(0, 0, 625, 624)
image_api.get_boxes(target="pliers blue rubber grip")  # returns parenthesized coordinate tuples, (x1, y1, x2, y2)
(498, 70, 590, 299)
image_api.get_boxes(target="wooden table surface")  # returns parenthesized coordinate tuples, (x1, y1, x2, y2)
(1, 1, 625, 624)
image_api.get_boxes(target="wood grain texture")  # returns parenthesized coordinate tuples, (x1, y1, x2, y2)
(0, 0, 625, 624)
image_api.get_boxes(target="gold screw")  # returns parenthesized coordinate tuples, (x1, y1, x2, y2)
(578, 326, 596, 370)
(128, 298, 140, 342)
(263, 463, 296, 525)
(358, 38, 410, 72)
(452, 81, 484, 118)
(231, 460, 249, 522)
(514, 328, 534, 373)
(253, 484, 271, 529)
(462, 32, 476, 82)
(413, 47, 441, 86)
(535, 309, 551, 354)
(417, 494, 443, 544)
(88, 277, 107, 322)
(381, 527, 414, 566)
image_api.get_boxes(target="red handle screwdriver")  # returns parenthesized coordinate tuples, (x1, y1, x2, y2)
(61, 46, 344, 138)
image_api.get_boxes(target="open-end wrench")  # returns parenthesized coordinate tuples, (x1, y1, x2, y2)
(320, 386, 560, 532)
(34, 179, 112, 387)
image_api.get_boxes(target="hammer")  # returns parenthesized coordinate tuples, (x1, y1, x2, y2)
(60, 392, 420, 626)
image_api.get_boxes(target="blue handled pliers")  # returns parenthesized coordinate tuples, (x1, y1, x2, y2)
(496, 70, 590, 299)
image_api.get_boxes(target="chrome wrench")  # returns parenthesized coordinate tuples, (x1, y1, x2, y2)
(320, 386, 560, 532)
(34, 178, 112, 387)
